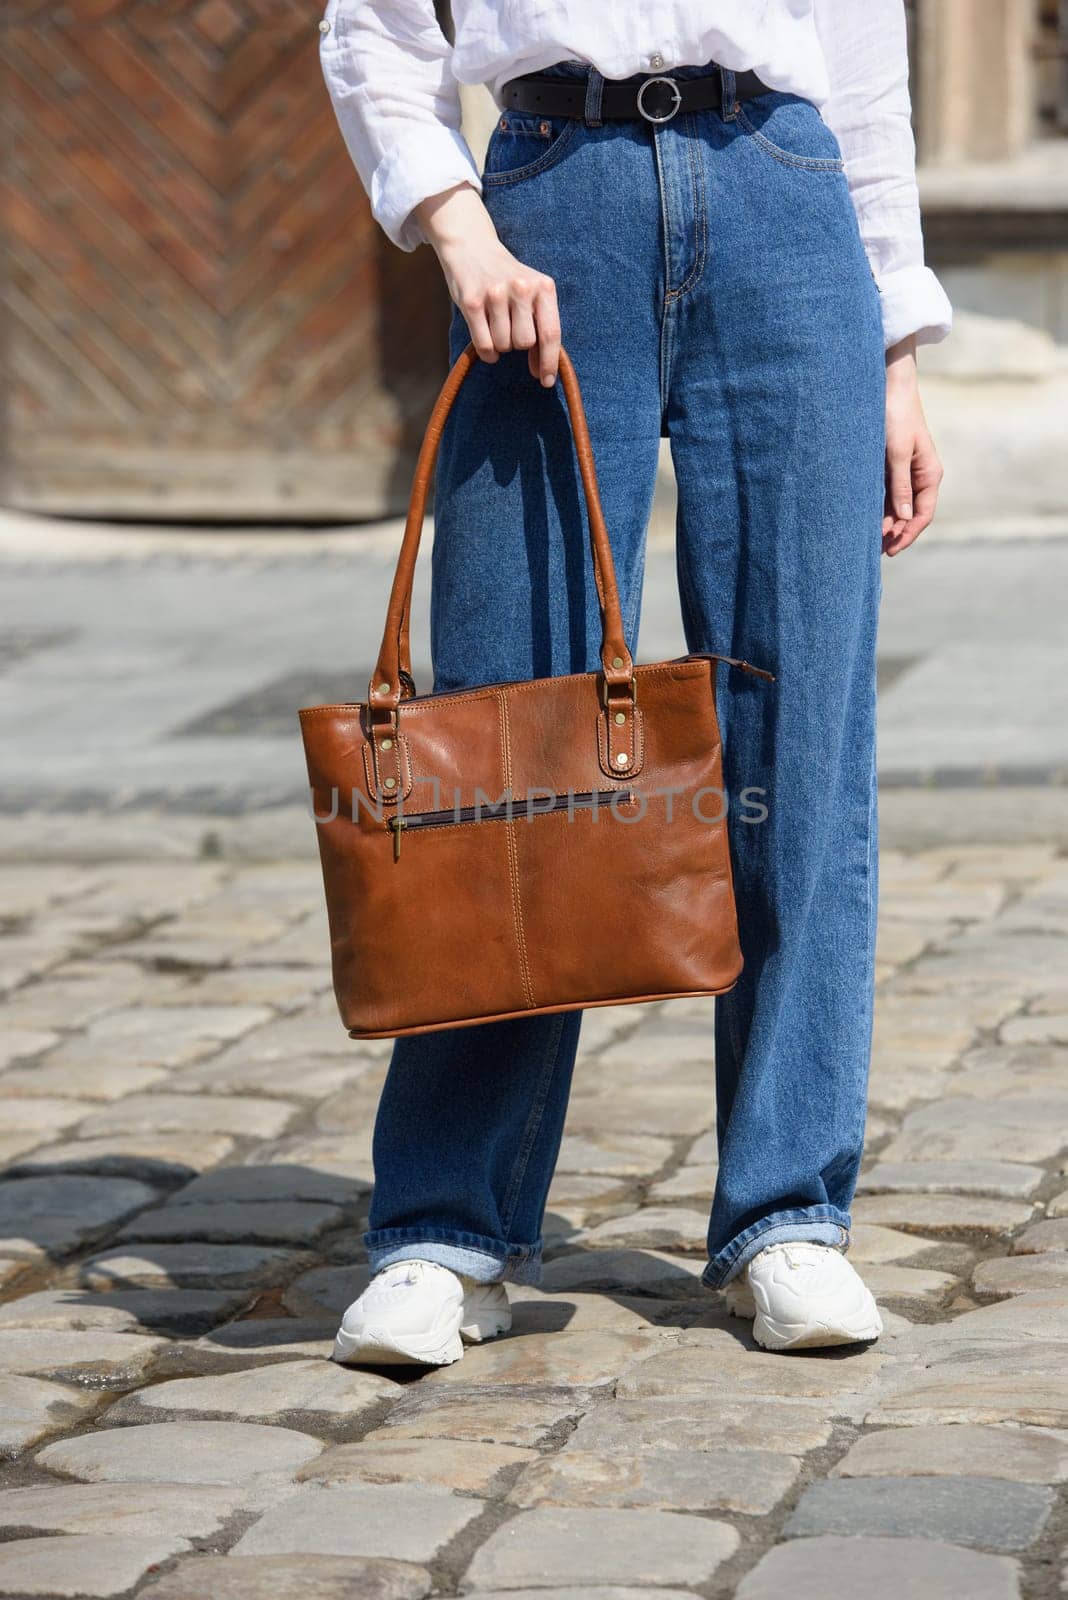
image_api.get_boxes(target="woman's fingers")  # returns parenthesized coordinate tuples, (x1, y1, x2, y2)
(452, 253, 560, 383)
(886, 446, 914, 528)
(461, 297, 498, 363)
(510, 288, 538, 364)
(484, 282, 514, 354)
(882, 432, 940, 556)
(533, 277, 561, 386)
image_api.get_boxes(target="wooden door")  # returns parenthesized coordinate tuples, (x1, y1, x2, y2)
(0, 0, 449, 518)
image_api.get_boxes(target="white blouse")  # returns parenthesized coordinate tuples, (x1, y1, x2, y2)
(319, 0, 952, 349)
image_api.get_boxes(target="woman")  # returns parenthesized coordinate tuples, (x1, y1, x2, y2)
(319, 0, 950, 1364)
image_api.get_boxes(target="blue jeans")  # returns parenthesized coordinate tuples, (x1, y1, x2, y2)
(365, 63, 885, 1290)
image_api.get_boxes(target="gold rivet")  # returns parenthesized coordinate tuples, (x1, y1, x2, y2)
(539, 119, 550, 135)
(612, 656, 624, 669)
(614, 711, 626, 725)
(383, 776, 397, 790)
(615, 752, 628, 767)
(380, 737, 393, 750)
(377, 681, 391, 695)
(733, 100, 742, 114)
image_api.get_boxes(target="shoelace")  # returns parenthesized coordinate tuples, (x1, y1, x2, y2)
(760, 1242, 829, 1273)
(380, 1259, 427, 1288)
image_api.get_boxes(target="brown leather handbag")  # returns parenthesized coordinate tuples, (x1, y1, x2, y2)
(300, 343, 769, 1039)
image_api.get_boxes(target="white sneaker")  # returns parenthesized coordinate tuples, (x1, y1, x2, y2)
(332, 1259, 511, 1367)
(723, 1241, 883, 1351)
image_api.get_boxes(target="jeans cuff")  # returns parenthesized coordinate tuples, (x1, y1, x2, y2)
(365, 1227, 543, 1285)
(703, 1207, 851, 1289)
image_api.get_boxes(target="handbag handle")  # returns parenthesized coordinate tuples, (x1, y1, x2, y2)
(368, 342, 635, 724)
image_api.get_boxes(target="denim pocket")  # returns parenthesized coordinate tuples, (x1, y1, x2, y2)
(482, 112, 578, 188)
(735, 94, 844, 172)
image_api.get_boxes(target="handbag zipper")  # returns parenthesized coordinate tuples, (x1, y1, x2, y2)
(387, 789, 633, 861)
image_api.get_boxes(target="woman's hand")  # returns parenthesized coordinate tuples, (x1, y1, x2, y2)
(883, 335, 943, 556)
(414, 184, 561, 386)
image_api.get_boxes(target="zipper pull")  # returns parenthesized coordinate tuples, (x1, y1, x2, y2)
(388, 816, 406, 861)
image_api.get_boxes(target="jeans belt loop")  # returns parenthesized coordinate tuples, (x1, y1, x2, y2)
(584, 67, 605, 127)
(720, 66, 738, 119)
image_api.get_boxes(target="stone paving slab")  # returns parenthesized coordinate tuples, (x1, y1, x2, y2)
(563, 1395, 833, 1454)
(850, 1262, 958, 1308)
(784, 1474, 1053, 1549)
(154, 1319, 341, 1376)
(537, 1248, 704, 1295)
(508, 1444, 801, 1514)
(832, 1423, 1068, 1482)
(0, 1374, 102, 1457)
(851, 1194, 1036, 1237)
(142, 1555, 434, 1600)
(76, 1092, 298, 1141)
(735, 1537, 1022, 1600)
(0, 1328, 167, 1387)
(300, 1438, 533, 1494)
(0, 1173, 159, 1257)
(974, 1254, 1068, 1297)
(0, 1533, 187, 1598)
(8, 1132, 239, 1180)
(114, 1198, 347, 1245)
(36, 1420, 324, 1485)
(460, 1592, 697, 1600)
(232, 1482, 485, 1561)
(420, 1331, 660, 1390)
(106, 1357, 399, 1428)
(858, 1160, 1046, 1199)
(168, 1165, 364, 1209)
(1013, 1217, 1068, 1253)
(617, 1337, 889, 1403)
(868, 1355, 1068, 1427)
(0, 1480, 245, 1538)
(282, 1264, 371, 1317)
(881, 1096, 1068, 1164)
(368, 1392, 585, 1449)
(462, 1505, 739, 1589)
(79, 1243, 299, 1291)
(505, 1291, 684, 1336)
(921, 1291, 1068, 1344)
(0, 1286, 252, 1336)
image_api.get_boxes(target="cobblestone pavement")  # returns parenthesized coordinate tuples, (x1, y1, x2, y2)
(0, 839, 1066, 1599)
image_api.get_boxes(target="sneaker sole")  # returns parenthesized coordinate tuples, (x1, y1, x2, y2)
(459, 1312, 512, 1343)
(332, 1311, 512, 1368)
(751, 1306, 883, 1352)
(332, 1324, 466, 1366)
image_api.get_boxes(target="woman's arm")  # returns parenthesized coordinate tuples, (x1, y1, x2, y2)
(814, 0, 951, 553)
(321, 0, 561, 383)
(319, 0, 482, 252)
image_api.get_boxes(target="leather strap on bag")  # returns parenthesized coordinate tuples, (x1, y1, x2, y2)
(367, 344, 635, 732)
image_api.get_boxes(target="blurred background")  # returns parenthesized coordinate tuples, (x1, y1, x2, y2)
(0, 0, 1065, 836)
(1, 0, 1066, 519)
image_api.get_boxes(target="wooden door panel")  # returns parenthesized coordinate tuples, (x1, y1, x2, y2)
(0, 0, 448, 517)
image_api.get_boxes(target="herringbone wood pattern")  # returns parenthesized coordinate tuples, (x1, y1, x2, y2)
(0, 0, 448, 515)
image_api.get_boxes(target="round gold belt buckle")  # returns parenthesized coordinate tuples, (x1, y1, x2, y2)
(636, 75, 682, 124)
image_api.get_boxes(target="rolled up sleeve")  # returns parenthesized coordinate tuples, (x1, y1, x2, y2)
(320, 0, 483, 252)
(815, 0, 952, 348)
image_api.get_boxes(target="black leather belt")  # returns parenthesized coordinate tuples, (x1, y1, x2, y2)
(500, 66, 773, 126)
